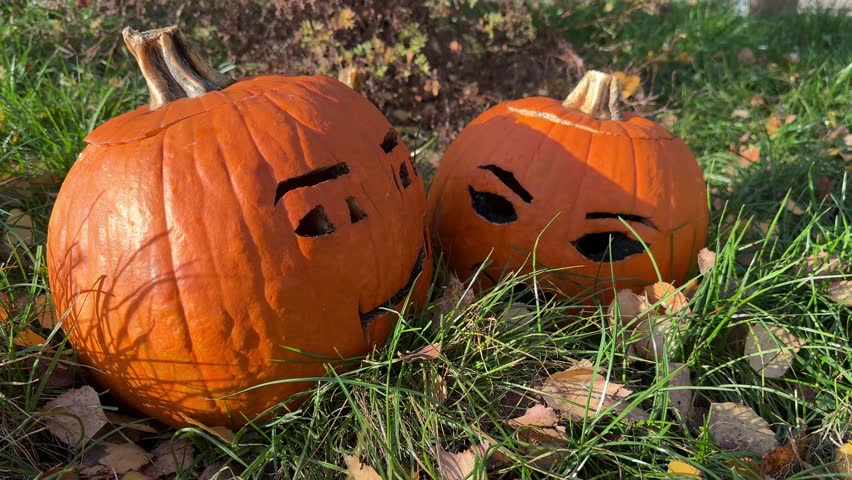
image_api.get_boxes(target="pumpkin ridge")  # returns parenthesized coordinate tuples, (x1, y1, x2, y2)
(507, 106, 673, 141)
(157, 133, 216, 416)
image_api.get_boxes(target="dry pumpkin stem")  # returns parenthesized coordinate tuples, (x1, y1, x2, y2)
(122, 26, 234, 110)
(562, 70, 623, 120)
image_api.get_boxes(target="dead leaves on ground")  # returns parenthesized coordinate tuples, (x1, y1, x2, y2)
(41, 386, 110, 446)
(541, 359, 647, 422)
(708, 402, 778, 456)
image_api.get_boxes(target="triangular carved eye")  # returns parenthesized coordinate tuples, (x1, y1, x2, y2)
(295, 205, 335, 237)
(468, 186, 517, 224)
(380, 128, 398, 153)
(346, 196, 368, 223)
(572, 232, 646, 262)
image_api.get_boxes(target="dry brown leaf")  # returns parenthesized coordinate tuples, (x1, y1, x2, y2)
(437, 442, 490, 480)
(177, 413, 235, 443)
(784, 114, 797, 125)
(765, 115, 783, 136)
(612, 71, 641, 99)
(784, 199, 805, 216)
(737, 48, 756, 64)
(761, 444, 797, 479)
(708, 402, 778, 456)
(399, 343, 441, 363)
(827, 280, 852, 306)
(667, 460, 702, 477)
(744, 324, 802, 378)
(731, 108, 751, 119)
(836, 441, 852, 474)
(749, 93, 766, 107)
(629, 313, 682, 360)
(814, 176, 833, 200)
(798, 252, 842, 276)
(666, 363, 693, 421)
(35, 294, 57, 329)
(142, 439, 194, 478)
(5, 208, 34, 247)
(81, 442, 149, 476)
(36, 361, 73, 389)
(344, 455, 383, 480)
(42, 386, 109, 446)
(507, 404, 567, 445)
(437, 274, 474, 317)
(541, 360, 647, 422)
(427, 371, 448, 403)
(644, 282, 690, 315)
(697, 248, 716, 274)
(607, 289, 650, 323)
(199, 463, 239, 480)
(738, 145, 761, 164)
(509, 404, 558, 428)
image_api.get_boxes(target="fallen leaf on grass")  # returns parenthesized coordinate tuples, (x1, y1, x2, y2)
(666, 363, 693, 421)
(122, 473, 154, 480)
(667, 459, 702, 477)
(827, 280, 852, 306)
(761, 443, 798, 479)
(697, 248, 716, 274)
(14, 329, 52, 352)
(612, 71, 640, 99)
(507, 404, 567, 445)
(80, 441, 149, 476)
(35, 294, 57, 329)
(142, 439, 194, 478)
(798, 252, 842, 276)
(437, 274, 475, 317)
(644, 282, 690, 315)
(41, 386, 109, 446)
(708, 402, 778, 456)
(731, 108, 751, 119)
(344, 455, 383, 480)
(765, 115, 783, 136)
(398, 343, 441, 363)
(836, 441, 852, 474)
(199, 463, 239, 480)
(178, 413, 235, 443)
(501, 303, 535, 330)
(744, 324, 802, 378)
(427, 371, 448, 403)
(4, 208, 34, 247)
(541, 359, 647, 422)
(784, 199, 805, 216)
(437, 442, 490, 480)
(737, 47, 755, 64)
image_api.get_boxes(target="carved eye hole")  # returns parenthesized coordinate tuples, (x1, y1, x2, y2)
(399, 162, 412, 188)
(296, 205, 335, 237)
(468, 186, 517, 224)
(380, 128, 398, 153)
(346, 196, 367, 223)
(572, 232, 646, 262)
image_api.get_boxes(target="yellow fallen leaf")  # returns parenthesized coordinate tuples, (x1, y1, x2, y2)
(765, 115, 783, 136)
(612, 71, 641, 99)
(398, 343, 441, 363)
(836, 441, 852, 474)
(785, 199, 805, 215)
(667, 459, 702, 477)
(644, 282, 690, 314)
(344, 454, 383, 480)
(177, 413, 235, 443)
(15, 329, 51, 352)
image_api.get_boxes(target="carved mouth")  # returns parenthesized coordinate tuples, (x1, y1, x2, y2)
(359, 246, 426, 326)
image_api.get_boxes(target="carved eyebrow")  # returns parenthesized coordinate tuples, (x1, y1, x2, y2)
(585, 212, 657, 230)
(274, 162, 349, 206)
(477, 165, 533, 203)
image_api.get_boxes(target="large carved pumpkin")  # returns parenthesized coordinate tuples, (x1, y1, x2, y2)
(47, 27, 432, 428)
(427, 71, 708, 301)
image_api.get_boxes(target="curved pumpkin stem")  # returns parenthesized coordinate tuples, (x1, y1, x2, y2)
(123, 26, 234, 110)
(562, 70, 623, 120)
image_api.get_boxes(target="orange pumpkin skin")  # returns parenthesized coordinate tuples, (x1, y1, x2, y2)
(427, 92, 708, 302)
(47, 73, 432, 428)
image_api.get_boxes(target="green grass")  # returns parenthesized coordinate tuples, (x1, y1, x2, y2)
(2, 1, 851, 479)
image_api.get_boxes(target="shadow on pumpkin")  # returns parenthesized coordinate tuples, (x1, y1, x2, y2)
(47, 199, 428, 428)
(428, 111, 708, 305)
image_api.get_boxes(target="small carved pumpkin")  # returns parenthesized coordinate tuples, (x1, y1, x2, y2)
(47, 27, 432, 428)
(427, 71, 708, 301)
